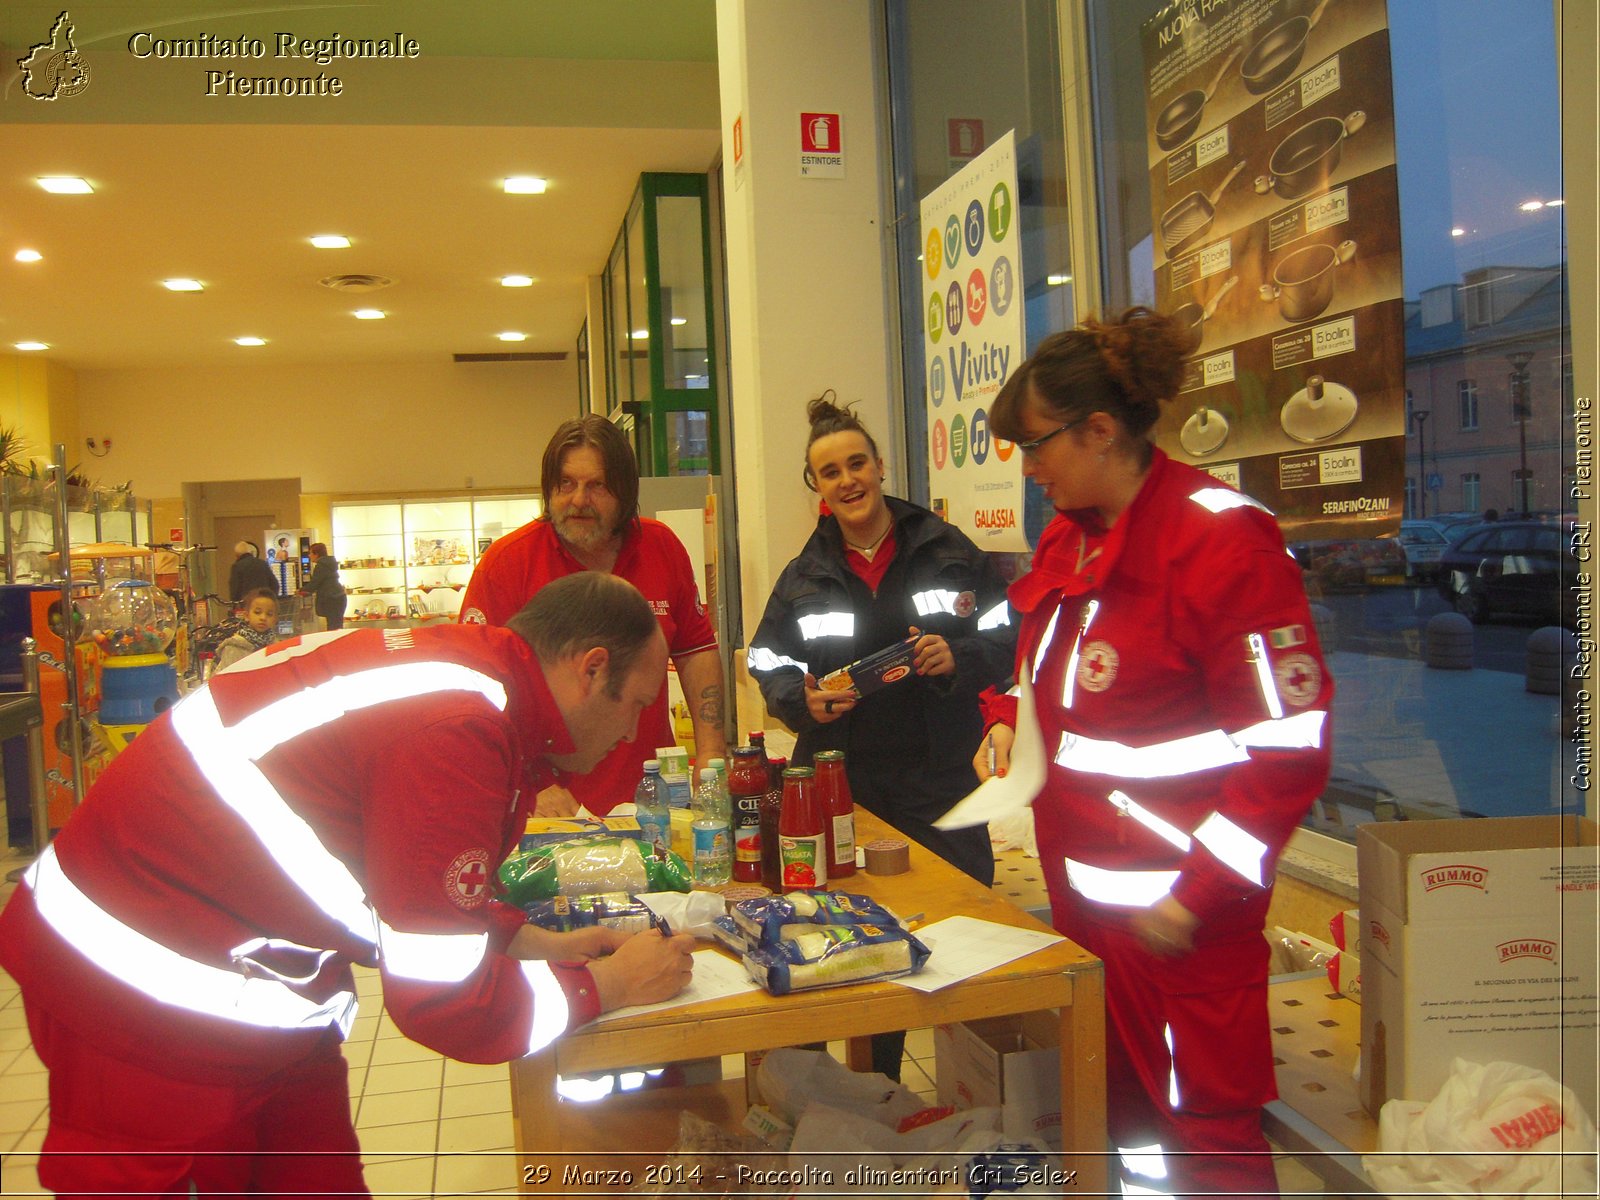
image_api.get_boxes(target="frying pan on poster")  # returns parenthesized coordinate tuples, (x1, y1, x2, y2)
(1240, 0, 1335, 95)
(1255, 110, 1365, 200)
(1160, 159, 1246, 257)
(1280, 374, 1359, 443)
(1260, 239, 1357, 322)
(1172, 275, 1239, 355)
(1154, 46, 1243, 152)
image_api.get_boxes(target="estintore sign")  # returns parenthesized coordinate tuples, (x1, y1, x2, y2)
(800, 111, 843, 178)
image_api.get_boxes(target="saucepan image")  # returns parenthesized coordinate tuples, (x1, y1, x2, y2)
(1240, 0, 1335, 95)
(1173, 275, 1238, 355)
(1259, 240, 1357, 322)
(1154, 46, 1242, 152)
(1255, 110, 1365, 200)
(1160, 160, 1246, 257)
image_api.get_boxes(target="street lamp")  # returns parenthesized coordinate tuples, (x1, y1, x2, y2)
(1507, 350, 1534, 513)
(1410, 407, 1430, 518)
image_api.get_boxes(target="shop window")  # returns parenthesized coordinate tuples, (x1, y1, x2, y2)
(1458, 379, 1479, 430)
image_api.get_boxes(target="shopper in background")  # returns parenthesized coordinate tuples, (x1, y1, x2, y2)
(227, 539, 275, 603)
(976, 307, 1333, 1198)
(746, 393, 1016, 1077)
(212, 587, 279, 673)
(303, 541, 348, 630)
(0, 572, 696, 1197)
(461, 415, 725, 816)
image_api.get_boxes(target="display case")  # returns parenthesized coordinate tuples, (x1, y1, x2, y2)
(330, 494, 542, 625)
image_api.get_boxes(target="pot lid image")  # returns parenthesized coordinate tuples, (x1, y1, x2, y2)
(1281, 376, 1359, 443)
(1180, 407, 1231, 457)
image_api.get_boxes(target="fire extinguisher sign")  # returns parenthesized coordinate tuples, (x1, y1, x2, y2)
(799, 112, 844, 178)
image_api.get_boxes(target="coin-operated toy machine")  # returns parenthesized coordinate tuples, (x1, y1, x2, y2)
(80, 577, 179, 754)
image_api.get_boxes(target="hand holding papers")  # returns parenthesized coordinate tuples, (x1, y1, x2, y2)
(936, 671, 1046, 830)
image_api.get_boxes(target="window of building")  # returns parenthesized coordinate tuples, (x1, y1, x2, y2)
(1462, 472, 1481, 512)
(1459, 379, 1479, 430)
(1404, 477, 1418, 517)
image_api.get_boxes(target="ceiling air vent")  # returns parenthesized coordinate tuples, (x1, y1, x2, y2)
(319, 274, 395, 292)
(453, 351, 568, 363)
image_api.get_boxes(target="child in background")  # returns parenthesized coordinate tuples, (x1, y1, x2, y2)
(213, 588, 279, 672)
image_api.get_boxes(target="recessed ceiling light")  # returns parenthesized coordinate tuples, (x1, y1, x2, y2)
(14, 342, 49, 352)
(497, 331, 528, 342)
(353, 309, 386, 320)
(670, 316, 688, 326)
(163, 278, 204, 292)
(503, 176, 547, 195)
(235, 336, 267, 347)
(1451, 227, 1466, 237)
(1046, 273, 1072, 286)
(500, 274, 534, 288)
(14, 249, 42, 263)
(37, 177, 92, 194)
(1519, 200, 1544, 212)
(631, 329, 649, 339)
(310, 234, 351, 249)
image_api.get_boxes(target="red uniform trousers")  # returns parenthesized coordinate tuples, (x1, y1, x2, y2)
(26, 999, 368, 1199)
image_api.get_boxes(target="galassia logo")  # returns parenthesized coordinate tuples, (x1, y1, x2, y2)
(1421, 864, 1488, 891)
(19, 11, 91, 100)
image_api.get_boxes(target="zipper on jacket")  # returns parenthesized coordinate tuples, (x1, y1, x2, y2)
(1060, 599, 1101, 710)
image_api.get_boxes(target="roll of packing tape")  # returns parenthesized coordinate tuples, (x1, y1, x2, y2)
(863, 838, 911, 875)
(716, 883, 771, 908)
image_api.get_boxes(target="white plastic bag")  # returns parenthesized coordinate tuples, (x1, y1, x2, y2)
(755, 1047, 926, 1128)
(1362, 1057, 1597, 1197)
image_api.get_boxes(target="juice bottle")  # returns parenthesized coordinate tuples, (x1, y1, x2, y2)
(814, 749, 856, 878)
(759, 755, 787, 892)
(778, 766, 826, 890)
(729, 746, 768, 883)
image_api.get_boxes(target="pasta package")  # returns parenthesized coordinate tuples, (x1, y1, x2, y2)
(499, 837, 692, 907)
(520, 892, 671, 936)
(817, 635, 918, 697)
(732, 890, 905, 948)
(743, 923, 931, 995)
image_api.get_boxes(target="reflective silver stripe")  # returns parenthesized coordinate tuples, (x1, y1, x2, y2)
(1064, 857, 1178, 907)
(24, 848, 357, 1035)
(520, 960, 572, 1053)
(228, 936, 338, 985)
(1118, 1143, 1169, 1182)
(1060, 599, 1100, 710)
(1247, 633, 1284, 720)
(378, 922, 490, 984)
(1193, 812, 1269, 887)
(1107, 791, 1192, 852)
(1165, 1023, 1182, 1108)
(912, 588, 960, 617)
(1031, 605, 1064, 685)
(977, 600, 1011, 630)
(1189, 487, 1273, 515)
(797, 611, 855, 640)
(1055, 710, 1326, 778)
(746, 645, 808, 675)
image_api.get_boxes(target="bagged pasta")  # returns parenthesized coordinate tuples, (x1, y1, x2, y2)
(498, 837, 691, 907)
(519, 892, 671, 935)
(743, 923, 930, 995)
(731, 890, 906, 948)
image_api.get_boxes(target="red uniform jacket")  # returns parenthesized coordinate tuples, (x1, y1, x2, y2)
(0, 624, 600, 1085)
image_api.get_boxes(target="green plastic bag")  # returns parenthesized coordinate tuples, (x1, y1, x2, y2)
(499, 836, 691, 907)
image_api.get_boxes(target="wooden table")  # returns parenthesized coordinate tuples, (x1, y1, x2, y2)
(510, 811, 1105, 1195)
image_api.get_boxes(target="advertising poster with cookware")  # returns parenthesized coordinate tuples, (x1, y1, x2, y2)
(921, 129, 1030, 552)
(1141, 0, 1405, 541)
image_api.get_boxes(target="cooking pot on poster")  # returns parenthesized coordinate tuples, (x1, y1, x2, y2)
(1154, 45, 1242, 152)
(1259, 239, 1356, 322)
(1240, 0, 1335, 95)
(1172, 275, 1238, 355)
(1255, 110, 1365, 201)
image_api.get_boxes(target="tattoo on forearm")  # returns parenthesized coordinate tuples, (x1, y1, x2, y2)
(696, 684, 724, 726)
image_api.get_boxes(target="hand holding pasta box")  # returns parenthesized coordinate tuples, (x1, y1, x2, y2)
(818, 635, 918, 698)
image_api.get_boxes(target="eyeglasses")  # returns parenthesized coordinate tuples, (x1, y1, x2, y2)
(1016, 416, 1086, 457)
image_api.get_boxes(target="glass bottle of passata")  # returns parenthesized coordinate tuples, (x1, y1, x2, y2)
(813, 750, 856, 878)
(728, 746, 768, 883)
(759, 755, 787, 892)
(778, 766, 827, 890)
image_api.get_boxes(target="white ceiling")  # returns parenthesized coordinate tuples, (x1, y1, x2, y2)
(0, 2, 722, 372)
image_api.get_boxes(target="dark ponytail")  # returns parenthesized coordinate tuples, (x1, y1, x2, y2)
(803, 390, 881, 492)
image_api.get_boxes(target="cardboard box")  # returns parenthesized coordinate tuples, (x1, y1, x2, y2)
(1357, 816, 1598, 1116)
(934, 1011, 1062, 1149)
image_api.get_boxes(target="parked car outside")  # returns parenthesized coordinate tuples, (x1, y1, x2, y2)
(1292, 536, 1408, 593)
(1398, 520, 1450, 582)
(1436, 519, 1578, 626)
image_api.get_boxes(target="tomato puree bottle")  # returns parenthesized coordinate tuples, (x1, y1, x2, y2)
(813, 749, 856, 878)
(778, 766, 826, 890)
(759, 755, 787, 891)
(729, 746, 768, 883)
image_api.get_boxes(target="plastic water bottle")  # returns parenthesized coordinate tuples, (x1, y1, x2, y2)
(634, 760, 670, 855)
(691, 766, 732, 886)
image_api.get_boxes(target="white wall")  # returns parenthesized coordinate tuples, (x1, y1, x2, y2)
(75, 358, 580, 497)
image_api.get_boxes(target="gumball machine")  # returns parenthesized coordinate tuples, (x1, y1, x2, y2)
(80, 579, 179, 753)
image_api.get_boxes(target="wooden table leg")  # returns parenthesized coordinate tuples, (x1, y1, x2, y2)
(1058, 964, 1108, 1196)
(510, 1050, 561, 1194)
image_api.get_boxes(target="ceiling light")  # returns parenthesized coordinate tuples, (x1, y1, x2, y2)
(1046, 273, 1072, 286)
(15, 249, 42, 263)
(503, 176, 547, 195)
(310, 234, 351, 249)
(353, 308, 386, 320)
(497, 331, 528, 342)
(1519, 200, 1544, 212)
(632, 329, 649, 339)
(1547, 198, 1565, 207)
(235, 336, 267, 347)
(1451, 227, 1466, 237)
(670, 316, 688, 326)
(37, 176, 92, 194)
(14, 342, 49, 352)
(500, 275, 534, 287)
(163, 278, 204, 292)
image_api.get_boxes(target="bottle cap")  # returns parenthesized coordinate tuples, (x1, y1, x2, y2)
(699, 767, 719, 781)
(643, 759, 660, 772)
(781, 766, 815, 779)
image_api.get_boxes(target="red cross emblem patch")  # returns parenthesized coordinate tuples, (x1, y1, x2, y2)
(444, 848, 493, 910)
(1076, 640, 1119, 693)
(1273, 652, 1321, 707)
(954, 590, 976, 618)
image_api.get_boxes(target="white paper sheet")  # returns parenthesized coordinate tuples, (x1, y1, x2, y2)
(892, 914, 1064, 993)
(586, 946, 759, 1024)
(934, 670, 1047, 830)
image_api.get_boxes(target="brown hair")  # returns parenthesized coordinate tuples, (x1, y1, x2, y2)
(990, 307, 1190, 459)
(507, 572, 660, 698)
(802, 390, 881, 492)
(309, 542, 328, 558)
(540, 416, 640, 527)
